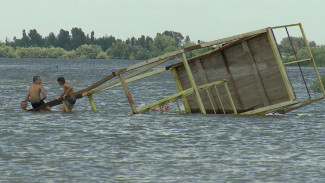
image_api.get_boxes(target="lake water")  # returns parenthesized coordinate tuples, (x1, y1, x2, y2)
(1, 58, 325, 182)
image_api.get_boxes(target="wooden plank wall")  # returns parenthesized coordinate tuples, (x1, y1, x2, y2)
(176, 33, 290, 113)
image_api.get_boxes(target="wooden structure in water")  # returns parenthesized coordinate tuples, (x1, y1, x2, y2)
(45, 23, 325, 115)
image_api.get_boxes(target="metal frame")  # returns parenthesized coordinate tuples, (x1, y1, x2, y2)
(270, 23, 325, 113)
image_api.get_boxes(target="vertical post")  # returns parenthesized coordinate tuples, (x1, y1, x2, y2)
(267, 28, 296, 101)
(205, 88, 217, 114)
(285, 26, 311, 99)
(214, 85, 225, 114)
(181, 53, 206, 114)
(175, 99, 182, 114)
(224, 83, 237, 114)
(171, 68, 191, 113)
(62, 101, 69, 112)
(299, 23, 325, 96)
(119, 73, 137, 114)
(88, 94, 97, 111)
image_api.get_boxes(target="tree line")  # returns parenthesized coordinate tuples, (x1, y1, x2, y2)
(0, 28, 199, 59)
(1, 28, 325, 64)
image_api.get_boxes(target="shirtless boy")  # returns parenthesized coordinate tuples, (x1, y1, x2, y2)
(57, 76, 76, 112)
(25, 76, 51, 111)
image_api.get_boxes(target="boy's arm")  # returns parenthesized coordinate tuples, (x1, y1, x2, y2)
(58, 84, 73, 99)
(40, 85, 47, 100)
(25, 87, 30, 101)
(62, 84, 73, 98)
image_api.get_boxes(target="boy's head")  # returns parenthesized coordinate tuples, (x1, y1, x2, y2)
(162, 104, 169, 111)
(33, 76, 41, 84)
(57, 76, 65, 85)
(21, 101, 27, 110)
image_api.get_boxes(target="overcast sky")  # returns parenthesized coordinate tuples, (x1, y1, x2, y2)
(1, 0, 324, 44)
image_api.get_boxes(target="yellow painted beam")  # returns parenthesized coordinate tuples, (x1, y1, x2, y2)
(277, 97, 323, 114)
(240, 101, 297, 115)
(88, 94, 97, 111)
(271, 23, 300, 29)
(299, 23, 325, 96)
(223, 83, 237, 114)
(171, 68, 191, 113)
(119, 73, 137, 114)
(83, 67, 167, 97)
(63, 101, 69, 112)
(214, 86, 225, 114)
(283, 58, 311, 66)
(136, 80, 225, 113)
(181, 53, 206, 114)
(267, 28, 296, 101)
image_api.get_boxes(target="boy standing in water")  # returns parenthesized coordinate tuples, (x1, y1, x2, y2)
(57, 76, 76, 112)
(25, 76, 51, 111)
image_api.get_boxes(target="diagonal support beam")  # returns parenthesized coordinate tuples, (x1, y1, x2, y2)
(119, 73, 137, 114)
(181, 53, 206, 114)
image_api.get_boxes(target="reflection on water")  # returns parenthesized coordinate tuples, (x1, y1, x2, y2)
(1, 58, 325, 182)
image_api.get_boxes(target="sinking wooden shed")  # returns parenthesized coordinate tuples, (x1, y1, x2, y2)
(45, 23, 325, 115)
(168, 30, 292, 114)
(165, 23, 324, 115)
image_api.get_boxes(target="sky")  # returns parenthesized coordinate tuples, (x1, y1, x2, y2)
(1, 0, 325, 44)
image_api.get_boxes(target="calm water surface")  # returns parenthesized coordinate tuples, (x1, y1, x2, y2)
(1, 58, 325, 182)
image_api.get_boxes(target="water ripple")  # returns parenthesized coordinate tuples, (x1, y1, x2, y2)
(1, 59, 325, 182)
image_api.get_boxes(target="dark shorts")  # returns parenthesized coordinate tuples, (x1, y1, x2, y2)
(66, 97, 76, 105)
(31, 99, 45, 109)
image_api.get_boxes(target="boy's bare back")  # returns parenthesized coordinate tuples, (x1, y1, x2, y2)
(26, 84, 44, 102)
(25, 76, 48, 103)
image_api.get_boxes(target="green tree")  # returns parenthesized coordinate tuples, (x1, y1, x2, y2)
(162, 46, 178, 54)
(58, 29, 71, 50)
(0, 44, 16, 58)
(185, 35, 191, 43)
(129, 45, 150, 60)
(162, 31, 184, 46)
(28, 29, 44, 47)
(95, 35, 116, 51)
(154, 35, 177, 51)
(137, 35, 146, 48)
(20, 29, 31, 47)
(106, 41, 129, 59)
(90, 31, 95, 44)
(279, 36, 316, 55)
(45, 32, 58, 47)
(71, 27, 86, 50)
(131, 37, 137, 46)
(75, 44, 103, 59)
(145, 36, 154, 50)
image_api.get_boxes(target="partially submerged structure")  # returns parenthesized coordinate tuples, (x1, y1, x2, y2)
(46, 23, 325, 115)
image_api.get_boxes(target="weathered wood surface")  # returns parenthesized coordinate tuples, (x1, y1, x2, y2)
(174, 33, 292, 114)
(242, 41, 270, 106)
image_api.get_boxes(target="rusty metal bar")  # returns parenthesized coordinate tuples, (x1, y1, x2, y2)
(298, 23, 325, 96)
(285, 26, 311, 99)
(270, 28, 297, 100)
